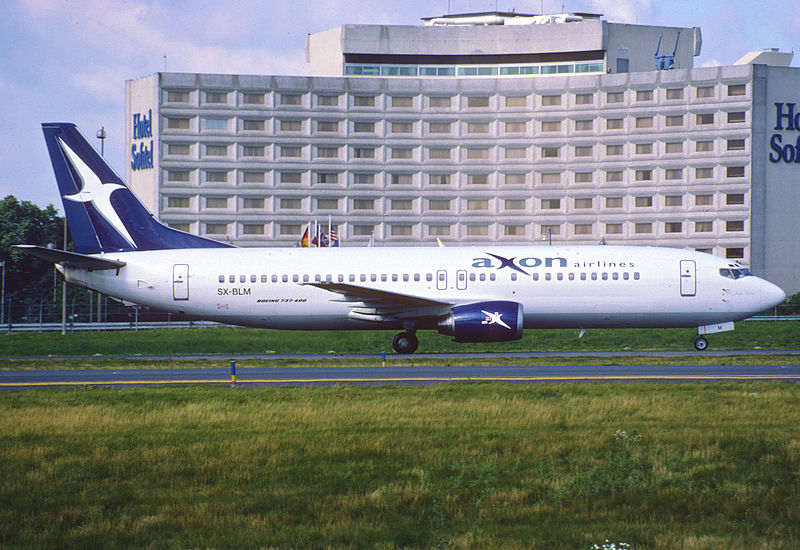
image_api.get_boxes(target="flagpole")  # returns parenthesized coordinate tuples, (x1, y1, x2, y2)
(328, 215, 332, 248)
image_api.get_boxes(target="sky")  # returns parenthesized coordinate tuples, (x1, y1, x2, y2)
(1, 0, 798, 212)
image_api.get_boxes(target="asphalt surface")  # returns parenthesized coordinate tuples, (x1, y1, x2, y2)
(2, 363, 799, 390)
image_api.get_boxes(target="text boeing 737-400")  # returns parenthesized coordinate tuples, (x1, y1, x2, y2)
(16, 123, 786, 353)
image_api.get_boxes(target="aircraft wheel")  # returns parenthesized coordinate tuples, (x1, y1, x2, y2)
(693, 335, 709, 351)
(392, 331, 419, 354)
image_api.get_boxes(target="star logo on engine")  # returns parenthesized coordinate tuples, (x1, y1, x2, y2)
(481, 310, 511, 330)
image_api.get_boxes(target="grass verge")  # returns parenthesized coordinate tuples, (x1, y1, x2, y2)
(0, 382, 798, 549)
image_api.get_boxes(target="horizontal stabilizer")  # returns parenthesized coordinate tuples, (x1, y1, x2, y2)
(14, 245, 126, 270)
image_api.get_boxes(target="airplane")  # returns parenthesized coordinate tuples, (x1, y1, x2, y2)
(16, 122, 786, 354)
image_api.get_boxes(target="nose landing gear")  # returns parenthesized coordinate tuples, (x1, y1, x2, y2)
(693, 335, 709, 351)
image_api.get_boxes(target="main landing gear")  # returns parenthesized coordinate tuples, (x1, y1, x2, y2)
(693, 335, 709, 351)
(392, 331, 419, 354)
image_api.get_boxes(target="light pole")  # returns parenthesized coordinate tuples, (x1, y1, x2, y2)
(96, 127, 106, 324)
(1, 260, 5, 327)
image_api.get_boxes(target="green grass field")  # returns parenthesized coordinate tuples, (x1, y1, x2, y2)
(1, 383, 798, 549)
(1, 321, 799, 357)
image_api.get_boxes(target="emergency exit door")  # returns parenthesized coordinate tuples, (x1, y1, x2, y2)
(680, 260, 696, 296)
(173, 264, 189, 300)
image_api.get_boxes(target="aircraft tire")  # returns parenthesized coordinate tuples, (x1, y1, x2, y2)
(393, 331, 419, 354)
(693, 335, 709, 351)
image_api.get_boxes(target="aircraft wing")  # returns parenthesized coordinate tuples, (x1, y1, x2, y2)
(305, 281, 453, 322)
(14, 245, 126, 270)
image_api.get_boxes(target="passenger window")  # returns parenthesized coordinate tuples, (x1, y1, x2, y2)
(580, 273, 587, 280)
(315, 274, 321, 282)
(545, 273, 551, 281)
(371, 274, 377, 282)
(218, 275, 225, 283)
(250, 275, 256, 283)
(602, 273, 608, 280)
(557, 273, 563, 281)
(403, 274, 409, 282)
(634, 272, 640, 280)
(271, 275, 278, 283)
(490, 274, 496, 281)
(591, 273, 598, 280)
(229, 275, 235, 283)
(338, 274, 344, 282)
(282, 274, 289, 283)
(612, 272, 619, 280)
(623, 272, 629, 280)
(381, 274, 387, 282)
(469, 273, 475, 282)
(414, 274, 420, 282)
(533, 273, 539, 281)
(261, 275, 267, 283)
(479, 273, 486, 281)
(293, 274, 299, 282)
(303, 274, 309, 283)
(325, 274, 332, 282)
(568, 273, 575, 281)
(240, 275, 246, 283)
(426, 273, 433, 282)
(511, 273, 517, 281)
(349, 274, 355, 282)
(360, 274, 366, 282)
(392, 274, 398, 282)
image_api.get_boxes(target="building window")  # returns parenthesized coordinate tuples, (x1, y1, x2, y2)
(635, 117, 653, 128)
(665, 168, 683, 180)
(634, 223, 652, 234)
(696, 86, 714, 98)
(504, 174, 525, 185)
(353, 147, 374, 159)
(727, 139, 745, 151)
(606, 91, 624, 103)
(574, 146, 593, 157)
(665, 142, 683, 154)
(695, 194, 713, 206)
(505, 121, 526, 133)
(280, 172, 302, 184)
(206, 171, 227, 183)
(605, 171, 623, 182)
(541, 224, 560, 236)
(666, 88, 683, 100)
(574, 223, 592, 235)
(635, 143, 652, 154)
(317, 95, 339, 106)
(317, 173, 338, 184)
(635, 170, 653, 181)
(280, 146, 301, 157)
(541, 198, 561, 210)
(467, 96, 489, 108)
(504, 199, 525, 210)
(391, 173, 413, 185)
(242, 224, 264, 235)
(696, 113, 714, 125)
(605, 118, 623, 130)
(540, 173, 561, 185)
(428, 199, 451, 211)
(391, 122, 413, 133)
(727, 111, 746, 123)
(467, 225, 489, 236)
(391, 147, 413, 159)
(726, 220, 745, 232)
(666, 115, 684, 127)
(167, 196, 190, 208)
(541, 94, 561, 106)
(390, 199, 411, 210)
(542, 147, 560, 158)
(467, 199, 488, 211)
(726, 248, 744, 259)
(504, 147, 526, 159)
(606, 144, 623, 156)
(206, 197, 228, 209)
(316, 198, 339, 210)
(726, 193, 745, 205)
(505, 95, 526, 107)
(574, 172, 593, 183)
(353, 225, 374, 236)
(695, 140, 713, 152)
(605, 197, 623, 208)
(168, 170, 190, 182)
(695, 167, 713, 179)
(170, 223, 191, 232)
(391, 96, 413, 108)
(317, 120, 339, 132)
(574, 198, 593, 209)
(727, 84, 746, 96)
(391, 225, 412, 236)
(467, 122, 489, 134)
(167, 117, 191, 130)
(467, 174, 488, 185)
(242, 145, 264, 157)
(726, 166, 745, 178)
(541, 120, 561, 132)
(242, 119, 265, 131)
(575, 93, 593, 105)
(468, 148, 489, 159)
(167, 91, 190, 103)
(353, 173, 375, 184)
(429, 96, 451, 108)
(429, 225, 451, 236)
(205, 223, 228, 235)
(168, 144, 190, 155)
(317, 147, 339, 158)
(604, 223, 622, 235)
(353, 122, 375, 133)
(206, 92, 228, 104)
(280, 93, 302, 106)
(504, 225, 525, 236)
(429, 122, 451, 133)
(695, 221, 713, 232)
(244, 198, 266, 209)
(205, 144, 228, 156)
(242, 92, 265, 104)
(280, 120, 302, 132)
(280, 224, 301, 236)
(575, 119, 593, 131)
(429, 148, 451, 160)
(636, 90, 653, 101)
(664, 222, 683, 233)
(635, 196, 653, 208)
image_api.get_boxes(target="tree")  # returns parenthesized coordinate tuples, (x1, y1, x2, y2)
(0, 195, 65, 311)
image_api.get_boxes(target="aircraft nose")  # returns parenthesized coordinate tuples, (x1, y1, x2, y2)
(759, 279, 786, 310)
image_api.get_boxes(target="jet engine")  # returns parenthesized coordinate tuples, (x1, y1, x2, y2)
(437, 301, 524, 342)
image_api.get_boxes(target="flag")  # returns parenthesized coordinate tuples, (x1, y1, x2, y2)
(329, 227, 339, 247)
(300, 227, 310, 247)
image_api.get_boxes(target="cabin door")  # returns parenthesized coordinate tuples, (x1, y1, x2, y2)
(173, 264, 189, 301)
(456, 270, 467, 290)
(679, 260, 696, 297)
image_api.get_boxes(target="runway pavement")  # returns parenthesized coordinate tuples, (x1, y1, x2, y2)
(2, 363, 799, 390)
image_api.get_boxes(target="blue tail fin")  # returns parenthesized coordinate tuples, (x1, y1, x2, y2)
(42, 122, 232, 253)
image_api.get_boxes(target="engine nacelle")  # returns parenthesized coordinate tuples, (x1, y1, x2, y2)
(437, 300, 524, 343)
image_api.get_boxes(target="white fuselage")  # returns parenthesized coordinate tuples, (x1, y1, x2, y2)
(60, 245, 785, 332)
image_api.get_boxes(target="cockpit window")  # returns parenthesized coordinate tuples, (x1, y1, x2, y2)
(719, 268, 752, 280)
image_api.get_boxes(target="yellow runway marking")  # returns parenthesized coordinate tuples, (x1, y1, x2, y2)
(3, 374, 800, 387)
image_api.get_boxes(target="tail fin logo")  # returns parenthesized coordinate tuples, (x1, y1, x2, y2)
(58, 137, 137, 249)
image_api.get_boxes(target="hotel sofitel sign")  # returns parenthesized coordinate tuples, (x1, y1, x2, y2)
(131, 109, 154, 171)
(769, 102, 800, 163)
